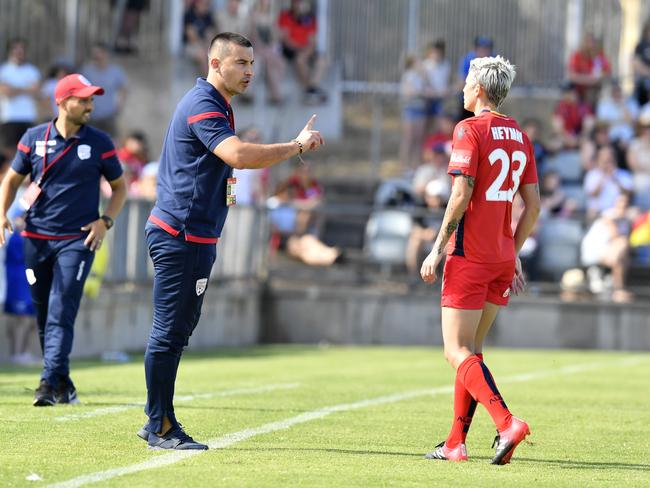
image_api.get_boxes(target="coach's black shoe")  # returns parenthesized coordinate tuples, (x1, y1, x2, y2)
(137, 426, 150, 442)
(55, 383, 80, 405)
(33, 379, 56, 407)
(147, 426, 208, 450)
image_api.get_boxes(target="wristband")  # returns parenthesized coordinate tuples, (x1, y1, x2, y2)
(100, 215, 114, 230)
(292, 139, 303, 154)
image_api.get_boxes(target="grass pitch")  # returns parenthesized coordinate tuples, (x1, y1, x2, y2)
(1, 346, 649, 487)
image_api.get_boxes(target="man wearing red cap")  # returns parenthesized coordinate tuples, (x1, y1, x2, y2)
(0, 73, 127, 406)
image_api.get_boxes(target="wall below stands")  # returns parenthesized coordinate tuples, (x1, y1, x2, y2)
(0, 282, 261, 363)
(262, 283, 650, 351)
(2, 281, 649, 364)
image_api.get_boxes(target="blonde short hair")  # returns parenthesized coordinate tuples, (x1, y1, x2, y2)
(468, 55, 516, 108)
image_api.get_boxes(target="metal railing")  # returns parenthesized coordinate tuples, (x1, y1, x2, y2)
(104, 199, 270, 283)
(328, 0, 650, 92)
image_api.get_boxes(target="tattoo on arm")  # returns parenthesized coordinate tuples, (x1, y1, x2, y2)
(534, 183, 540, 197)
(461, 175, 475, 188)
(437, 218, 459, 254)
(445, 218, 459, 238)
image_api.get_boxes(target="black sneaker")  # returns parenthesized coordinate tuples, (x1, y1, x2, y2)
(137, 426, 150, 442)
(55, 383, 80, 405)
(147, 426, 208, 450)
(33, 379, 55, 407)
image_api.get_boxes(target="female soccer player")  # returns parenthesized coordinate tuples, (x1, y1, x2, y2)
(420, 55, 540, 464)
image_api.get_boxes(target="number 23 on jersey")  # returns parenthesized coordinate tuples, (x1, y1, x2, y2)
(485, 148, 527, 202)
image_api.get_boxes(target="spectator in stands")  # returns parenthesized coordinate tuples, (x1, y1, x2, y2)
(0, 39, 40, 158)
(580, 120, 616, 172)
(216, 0, 249, 38)
(81, 43, 128, 138)
(596, 81, 639, 147)
(456, 36, 493, 119)
(551, 81, 593, 150)
(271, 161, 323, 235)
(406, 179, 447, 275)
(183, 0, 217, 74)
(584, 145, 633, 220)
(278, 0, 328, 104)
(40, 60, 75, 120)
(0, 155, 7, 314)
(581, 193, 635, 302)
(627, 112, 650, 209)
(4, 203, 38, 365)
(399, 55, 427, 172)
(633, 20, 650, 107)
(521, 118, 548, 176)
(422, 39, 451, 130)
(117, 130, 149, 191)
(412, 143, 450, 201)
(232, 126, 268, 205)
(422, 111, 455, 156)
(249, 0, 285, 104)
(112, 0, 149, 54)
(135, 161, 158, 201)
(268, 162, 340, 266)
(539, 170, 577, 218)
(567, 32, 611, 109)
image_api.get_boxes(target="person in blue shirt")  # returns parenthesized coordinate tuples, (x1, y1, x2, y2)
(0, 73, 127, 406)
(457, 36, 493, 119)
(137, 32, 323, 450)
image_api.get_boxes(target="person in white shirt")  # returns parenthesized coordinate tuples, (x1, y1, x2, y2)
(422, 39, 451, 130)
(584, 145, 633, 219)
(596, 81, 639, 145)
(0, 39, 41, 156)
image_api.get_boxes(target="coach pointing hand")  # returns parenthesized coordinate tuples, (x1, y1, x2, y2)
(139, 32, 326, 451)
(299, 114, 324, 150)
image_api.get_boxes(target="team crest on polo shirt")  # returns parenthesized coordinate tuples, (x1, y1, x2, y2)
(77, 144, 92, 160)
(196, 278, 208, 296)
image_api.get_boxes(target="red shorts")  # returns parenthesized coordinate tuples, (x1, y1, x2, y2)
(441, 255, 515, 309)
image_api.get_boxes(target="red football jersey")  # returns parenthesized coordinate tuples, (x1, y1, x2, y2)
(447, 111, 538, 263)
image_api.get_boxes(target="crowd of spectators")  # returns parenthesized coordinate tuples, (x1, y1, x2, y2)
(2, 11, 650, 311)
(393, 27, 650, 300)
(183, 0, 327, 104)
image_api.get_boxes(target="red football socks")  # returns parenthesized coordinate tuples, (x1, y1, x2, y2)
(456, 354, 512, 432)
(445, 353, 483, 448)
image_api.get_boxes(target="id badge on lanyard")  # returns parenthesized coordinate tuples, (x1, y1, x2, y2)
(226, 177, 237, 206)
(19, 182, 42, 210)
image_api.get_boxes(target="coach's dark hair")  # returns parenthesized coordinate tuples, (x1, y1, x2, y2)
(209, 32, 252, 53)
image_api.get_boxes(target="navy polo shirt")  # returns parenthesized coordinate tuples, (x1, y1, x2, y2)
(11, 121, 122, 238)
(149, 78, 236, 243)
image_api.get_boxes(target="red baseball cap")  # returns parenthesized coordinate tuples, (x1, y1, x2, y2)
(54, 74, 104, 104)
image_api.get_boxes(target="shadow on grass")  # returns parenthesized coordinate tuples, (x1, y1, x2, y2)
(514, 457, 650, 471)
(228, 448, 650, 471)
(230, 446, 424, 458)
(0, 345, 326, 375)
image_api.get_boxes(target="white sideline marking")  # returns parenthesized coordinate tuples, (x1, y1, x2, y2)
(47, 357, 646, 488)
(54, 383, 300, 422)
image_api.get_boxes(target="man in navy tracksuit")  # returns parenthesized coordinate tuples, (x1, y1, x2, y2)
(0, 74, 127, 406)
(138, 32, 323, 450)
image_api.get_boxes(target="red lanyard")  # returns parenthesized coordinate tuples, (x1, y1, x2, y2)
(225, 103, 235, 131)
(36, 122, 78, 185)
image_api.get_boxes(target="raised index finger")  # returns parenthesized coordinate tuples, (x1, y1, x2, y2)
(304, 114, 317, 131)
